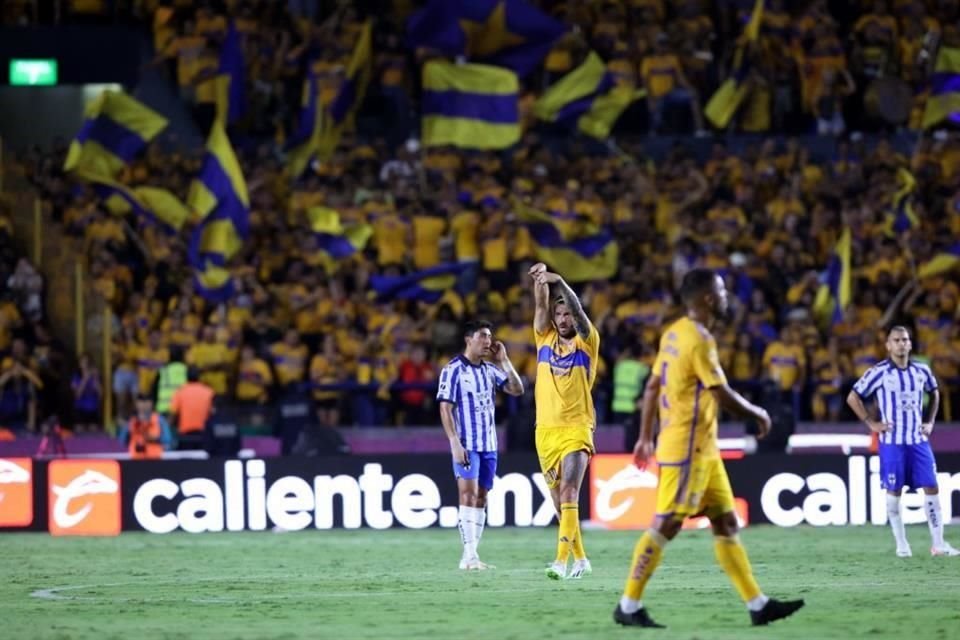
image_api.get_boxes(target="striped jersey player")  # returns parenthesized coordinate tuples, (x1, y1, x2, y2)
(847, 325, 960, 558)
(437, 320, 523, 570)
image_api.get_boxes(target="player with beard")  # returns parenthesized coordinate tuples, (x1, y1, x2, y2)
(613, 268, 805, 628)
(529, 262, 599, 580)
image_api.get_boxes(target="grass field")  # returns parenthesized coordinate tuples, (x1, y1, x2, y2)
(2, 524, 958, 640)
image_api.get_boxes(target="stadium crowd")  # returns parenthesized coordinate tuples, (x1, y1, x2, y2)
(3, 0, 960, 435)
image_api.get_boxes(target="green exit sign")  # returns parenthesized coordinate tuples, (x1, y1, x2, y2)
(9, 59, 58, 86)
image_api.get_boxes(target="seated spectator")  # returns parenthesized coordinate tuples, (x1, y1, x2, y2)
(0, 339, 43, 431)
(118, 394, 173, 460)
(71, 353, 101, 432)
(397, 345, 436, 425)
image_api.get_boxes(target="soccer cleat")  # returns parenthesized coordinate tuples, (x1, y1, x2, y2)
(896, 547, 913, 558)
(568, 558, 592, 579)
(545, 560, 567, 580)
(931, 543, 960, 557)
(750, 598, 805, 626)
(613, 605, 665, 628)
(465, 559, 495, 570)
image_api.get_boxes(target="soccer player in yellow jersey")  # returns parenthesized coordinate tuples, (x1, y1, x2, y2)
(614, 269, 805, 628)
(529, 263, 599, 581)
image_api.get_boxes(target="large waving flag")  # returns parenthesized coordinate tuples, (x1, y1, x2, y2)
(307, 206, 372, 261)
(534, 52, 642, 139)
(318, 19, 373, 162)
(922, 46, 960, 129)
(917, 242, 960, 280)
(187, 121, 249, 300)
(79, 171, 190, 232)
(285, 72, 323, 179)
(214, 20, 246, 125)
(813, 227, 852, 324)
(421, 61, 520, 149)
(704, 0, 763, 129)
(407, 0, 566, 78)
(285, 20, 372, 177)
(370, 263, 468, 303)
(889, 168, 919, 233)
(64, 91, 168, 176)
(513, 199, 618, 282)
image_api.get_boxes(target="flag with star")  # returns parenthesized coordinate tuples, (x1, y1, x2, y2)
(407, 0, 567, 78)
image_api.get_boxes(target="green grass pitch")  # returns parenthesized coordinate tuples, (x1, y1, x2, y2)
(2, 525, 958, 639)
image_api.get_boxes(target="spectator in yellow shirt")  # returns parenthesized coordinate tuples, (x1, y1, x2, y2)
(310, 336, 344, 428)
(270, 329, 309, 389)
(236, 346, 273, 404)
(763, 327, 807, 416)
(136, 330, 170, 396)
(186, 326, 232, 395)
(640, 33, 705, 134)
(811, 338, 845, 421)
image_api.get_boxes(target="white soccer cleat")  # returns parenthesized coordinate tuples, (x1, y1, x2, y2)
(896, 546, 913, 558)
(546, 560, 566, 580)
(931, 543, 960, 557)
(465, 558, 495, 570)
(568, 558, 592, 579)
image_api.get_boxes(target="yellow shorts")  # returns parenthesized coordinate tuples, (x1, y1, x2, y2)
(535, 426, 594, 489)
(656, 457, 735, 521)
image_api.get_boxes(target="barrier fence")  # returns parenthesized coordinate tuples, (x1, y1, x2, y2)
(2, 453, 959, 535)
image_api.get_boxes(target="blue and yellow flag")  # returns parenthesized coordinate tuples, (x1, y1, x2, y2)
(187, 120, 249, 300)
(214, 20, 246, 125)
(370, 263, 468, 303)
(286, 21, 372, 176)
(922, 46, 960, 129)
(407, 0, 566, 78)
(813, 227, 852, 324)
(889, 168, 919, 234)
(513, 199, 618, 282)
(917, 241, 960, 280)
(64, 91, 168, 176)
(422, 61, 520, 149)
(704, 0, 763, 129)
(79, 170, 189, 232)
(534, 51, 642, 139)
(318, 19, 373, 162)
(307, 207, 373, 259)
(285, 72, 322, 179)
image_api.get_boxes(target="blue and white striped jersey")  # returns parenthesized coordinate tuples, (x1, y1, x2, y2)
(853, 359, 938, 446)
(437, 355, 508, 452)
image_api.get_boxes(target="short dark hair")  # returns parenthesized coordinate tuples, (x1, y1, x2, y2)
(187, 367, 201, 382)
(463, 319, 493, 337)
(680, 268, 718, 304)
(887, 325, 911, 338)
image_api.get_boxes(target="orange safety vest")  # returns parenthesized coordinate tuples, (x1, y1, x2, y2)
(129, 413, 164, 460)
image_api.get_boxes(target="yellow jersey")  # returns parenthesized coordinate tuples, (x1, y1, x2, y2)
(653, 317, 726, 464)
(534, 323, 600, 429)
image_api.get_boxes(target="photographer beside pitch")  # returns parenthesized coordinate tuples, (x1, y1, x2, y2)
(614, 268, 804, 628)
(438, 320, 524, 571)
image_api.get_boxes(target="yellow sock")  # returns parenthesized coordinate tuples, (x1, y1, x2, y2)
(572, 518, 586, 561)
(622, 530, 665, 600)
(556, 503, 579, 563)
(714, 535, 762, 602)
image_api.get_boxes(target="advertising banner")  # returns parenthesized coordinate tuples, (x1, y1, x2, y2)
(3, 453, 959, 534)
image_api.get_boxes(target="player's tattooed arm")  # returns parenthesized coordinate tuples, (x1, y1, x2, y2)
(530, 263, 551, 334)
